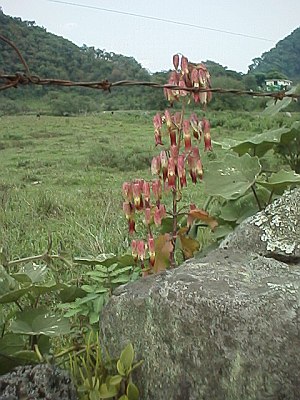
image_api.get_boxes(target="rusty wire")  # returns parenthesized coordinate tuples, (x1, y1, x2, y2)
(0, 33, 299, 102)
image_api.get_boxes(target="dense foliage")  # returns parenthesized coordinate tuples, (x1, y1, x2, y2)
(248, 27, 300, 80)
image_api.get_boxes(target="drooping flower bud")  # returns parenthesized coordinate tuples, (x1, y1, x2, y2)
(169, 129, 177, 146)
(131, 239, 138, 262)
(173, 54, 179, 70)
(123, 201, 134, 219)
(151, 155, 161, 176)
(165, 109, 173, 128)
(170, 145, 179, 163)
(148, 234, 156, 267)
(177, 155, 187, 188)
(142, 181, 151, 203)
(137, 240, 146, 261)
(128, 218, 136, 235)
(122, 182, 133, 200)
(202, 118, 212, 151)
(144, 207, 152, 226)
(181, 56, 189, 75)
(167, 157, 176, 189)
(133, 182, 143, 210)
(160, 150, 169, 182)
(183, 120, 192, 151)
(152, 179, 162, 202)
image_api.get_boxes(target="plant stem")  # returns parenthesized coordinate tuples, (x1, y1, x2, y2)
(251, 185, 262, 210)
(170, 188, 177, 268)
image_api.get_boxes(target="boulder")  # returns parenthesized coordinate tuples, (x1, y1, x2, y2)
(0, 364, 77, 400)
(99, 189, 300, 400)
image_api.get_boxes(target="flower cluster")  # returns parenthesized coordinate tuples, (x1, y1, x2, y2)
(122, 54, 213, 272)
(164, 54, 212, 105)
(152, 109, 211, 186)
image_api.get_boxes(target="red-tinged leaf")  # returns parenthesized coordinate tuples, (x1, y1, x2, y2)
(153, 234, 173, 273)
(177, 229, 200, 260)
(188, 209, 218, 230)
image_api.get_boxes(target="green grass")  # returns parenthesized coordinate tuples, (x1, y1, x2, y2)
(0, 110, 299, 260)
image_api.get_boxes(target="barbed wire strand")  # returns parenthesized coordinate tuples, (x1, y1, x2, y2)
(0, 34, 299, 102)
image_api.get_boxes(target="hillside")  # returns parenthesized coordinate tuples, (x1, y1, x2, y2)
(0, 11, 167, 113)
(248, 27, 300, 80)
(1, 10, 298, 114)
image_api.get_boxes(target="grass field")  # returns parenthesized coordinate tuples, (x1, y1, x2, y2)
(0, 110, 298, 261)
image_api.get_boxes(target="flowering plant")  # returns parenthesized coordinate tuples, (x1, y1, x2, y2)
(122, 55, 217, 274)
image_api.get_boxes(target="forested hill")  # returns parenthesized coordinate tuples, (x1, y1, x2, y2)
(0, 10, 168, 113)
(0, 10, 298, 114)
(248, 27, 300, 80)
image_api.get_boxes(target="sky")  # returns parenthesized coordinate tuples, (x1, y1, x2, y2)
(1, 0, 300, 74)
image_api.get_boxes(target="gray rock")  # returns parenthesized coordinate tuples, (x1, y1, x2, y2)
(220, 188, 300, 262)
(99, 189, 300, 400)
(0, 364, 77, 400)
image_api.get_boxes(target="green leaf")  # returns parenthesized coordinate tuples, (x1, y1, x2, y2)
(231, 126, 291, 156)
(0, 350, 38, 374)
(127, 382, 139, 400)
(90, 389, 101, 400)
(0, 333, 24, 356)
(108, 375, 123, 386)
(58, 285, 86, 302)
(257, 169, 300, 193)
(120, 343, 134, 372)
(212, 224, 234, 240)
(203, 153, 261, 200)
(11, 307, 71, 337)
(99, 382, 118, 399)
(111, 276, 131, 284)
(118, 396, 129, 400)
(117, 359, 126, 376)
(0, 287, 31, 304)
(16, 263, 48, 284)
(109, 266, 133, 277)
(74, 253, 116, 267)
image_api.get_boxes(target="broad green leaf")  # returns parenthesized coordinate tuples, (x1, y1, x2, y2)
(11, 307, 70, 337)
(90, 389, 101, 400)
(279, 121, 300, 145)
(0, 333, 24, 355)
(231, 126, 291, 157)
(257, 169, 300, 192)
(0, 350, 38, 374)
(218, 187, 271, 224)
(89, 312, 99, 325)
(127, 382, 139, 400)
(111, 276, 131, 284)
(120, 343, 134, 372)
(160, 216, 174, 234)
(58, 285, 86, 302)
(212, 224, 234, 240)
(16, 263, 48, 284)
(0, 287, 31, 304)
(203, 153, 261, 200)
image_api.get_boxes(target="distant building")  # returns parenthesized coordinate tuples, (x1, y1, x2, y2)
(265, 78, 293, 92)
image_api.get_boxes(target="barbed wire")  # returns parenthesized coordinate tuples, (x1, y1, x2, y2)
(0, 33, 299, 102)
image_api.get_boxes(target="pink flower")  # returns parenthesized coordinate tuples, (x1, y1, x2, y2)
(181, 56, 189, 75)
(183, 120, 191, 151)
(154, 204, 166, 226)
(167, 157, 176, 189)
(178, 155, 187, 188)
(128, 218, 136, 235)
(142, 181, 151, 202)
(133, 182, 143, 210)
(173, 54, 179, 70)
(148, 235, 156, 267)
(165, 109, 173, 128)
(131, 239, 138, 262)
(137, 240, 146, 261)
(122, 182, 132, 200)
(160, 150, 169, 182)
(151, 156, 161, 176)
(144, 207, 152, 226)
(123, 201, 134, 219)
(153, 113, 162, 130)
(170, 145, 179, 163)
(169, 129, 176, 146)
(202, 118, 212, 151)
(152, 179, 162, 202)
